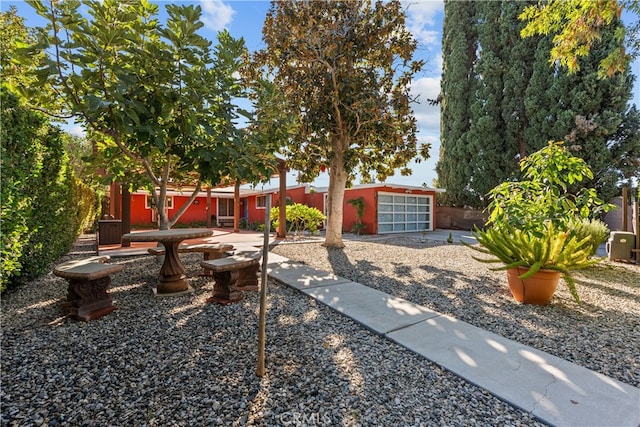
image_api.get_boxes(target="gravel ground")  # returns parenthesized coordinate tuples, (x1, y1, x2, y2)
(271, 235, 640, 390)
(1, 233, 637, 426)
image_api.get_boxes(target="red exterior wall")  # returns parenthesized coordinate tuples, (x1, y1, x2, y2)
(318, 185, 438, 234)
(173, 194, 208, 224)
(130, 193, 216, 226)
(245, 194, 267, 225)
(303, 190, 324, 212)
(342, 187, 378, 234)
(128, 185, 438, 233)
(273, 186, 306, 206)
(130, 194, 152, 225)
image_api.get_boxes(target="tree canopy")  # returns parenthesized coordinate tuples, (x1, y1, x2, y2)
(438, 0, 636, 208)
(18, 0, 278, 229)
(520, 0, 639, 78)
(255, 0, 427, 247)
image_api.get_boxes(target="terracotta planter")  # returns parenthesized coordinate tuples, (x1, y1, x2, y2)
(506, 267, 561, 305)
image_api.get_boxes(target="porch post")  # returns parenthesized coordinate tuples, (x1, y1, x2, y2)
(278, 161, 287, 238)
(234, 181, 240, 233)
(121, 184, 131, 247)
(207, 187, 212, 228)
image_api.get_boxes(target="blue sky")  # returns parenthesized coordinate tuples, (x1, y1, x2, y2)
(3, 1, 638, 189)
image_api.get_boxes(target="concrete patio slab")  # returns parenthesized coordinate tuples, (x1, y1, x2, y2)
(387, 314, 640, 427)
(267, 262, 351, 290)
(301, 281, 441, 334)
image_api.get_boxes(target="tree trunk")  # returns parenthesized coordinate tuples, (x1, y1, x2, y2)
(323, 151, 347, 248)
(157, 182, 170, 230)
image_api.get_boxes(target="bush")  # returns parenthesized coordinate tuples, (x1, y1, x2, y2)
(486, 141, 614, 234)
(1, 88, 97, 292)
(271, 203, 325, 235)
(569, 218, 610, 256)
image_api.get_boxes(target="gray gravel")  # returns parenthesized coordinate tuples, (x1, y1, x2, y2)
(2, 233, 635, 426)
(271, 235, 640, 390)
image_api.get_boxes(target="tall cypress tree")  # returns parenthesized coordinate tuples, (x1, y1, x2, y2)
(466, 1, 509, 204)
(529, 19, 634, 201)
(443, 1, 537, 207)
(609, 106, 640, 185)
(438, 1, 634, 207)
(500, 1, 538, 161)
(436, 0, 477, 207)
(560, 20, 634, 202)
(524, 36, 561, 152)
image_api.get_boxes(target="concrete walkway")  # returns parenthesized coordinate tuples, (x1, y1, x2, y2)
(265, 242, 639, 427)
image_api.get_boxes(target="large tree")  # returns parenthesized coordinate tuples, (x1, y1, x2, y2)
(520, 0, 639, 78)
(609, 105, 640, 184)
(465, 1, 539, 203)
(521, 17, 635, 198)
(19, 0, 276, 230)
(436, 0, 477, 207)
(255, 0, 426, 247)
(466, 1, 510, 201)
(439, 1, 635, 207)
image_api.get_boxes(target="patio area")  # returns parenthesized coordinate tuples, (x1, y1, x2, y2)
(2, 232, 638, 426)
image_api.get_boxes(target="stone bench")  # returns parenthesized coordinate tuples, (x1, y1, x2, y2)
(53, 256, 123, 321)
(148, 243, 233, 275)
(201, 253, 261, 304)
(148, 243, 230, 258)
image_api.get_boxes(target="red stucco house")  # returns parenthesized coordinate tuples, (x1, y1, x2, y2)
(128, 189, 243, 227)
(128, 183, 443, 235)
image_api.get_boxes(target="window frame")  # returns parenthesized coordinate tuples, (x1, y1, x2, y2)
(146, 195, 173, 209)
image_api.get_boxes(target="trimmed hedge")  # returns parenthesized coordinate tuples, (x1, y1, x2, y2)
(1, 88, 97, 292)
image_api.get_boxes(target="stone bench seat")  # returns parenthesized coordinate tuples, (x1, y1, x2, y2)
(148, 243, 233, 276)
(201, 254, 261, 304)
(147, 243, 231, 259)
(53, 256, 123, 321)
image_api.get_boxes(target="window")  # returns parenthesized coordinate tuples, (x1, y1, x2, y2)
(256, 195, 266, 209)
(146, 195, 173, 209)
(218, 198, 234, 217)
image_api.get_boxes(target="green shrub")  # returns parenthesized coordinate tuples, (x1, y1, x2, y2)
(271, 203, 325, 235)
(1, 88, 97, 292)
(569, 218, 610, 256)
(73, 176, 99, 233)
(347, 197, 366, 235)
(486, 141, 614, 234)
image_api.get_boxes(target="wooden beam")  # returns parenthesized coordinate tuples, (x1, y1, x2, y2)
(635, 199, 639, 264)
(206, 187, 212, 228)
(121, 185, 131, 247)
(622, 187, 629, 231)
(234, 181, 240, 233)
(278, 161, 287, 238)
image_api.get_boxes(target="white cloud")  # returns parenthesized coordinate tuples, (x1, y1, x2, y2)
(433, 52, 443, 74)
(405, 0, 444, 45)
(410, 76, 441, 135)
(199, 0, 235, 32)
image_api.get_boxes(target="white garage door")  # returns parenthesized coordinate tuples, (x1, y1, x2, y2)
(377, 192, 433, 233)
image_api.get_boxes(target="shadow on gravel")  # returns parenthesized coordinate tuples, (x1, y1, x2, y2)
(315, 239, 640, 389)
(2, 236, 549, 426)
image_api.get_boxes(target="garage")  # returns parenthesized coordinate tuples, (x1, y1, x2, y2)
(377, 192, 433, 233)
